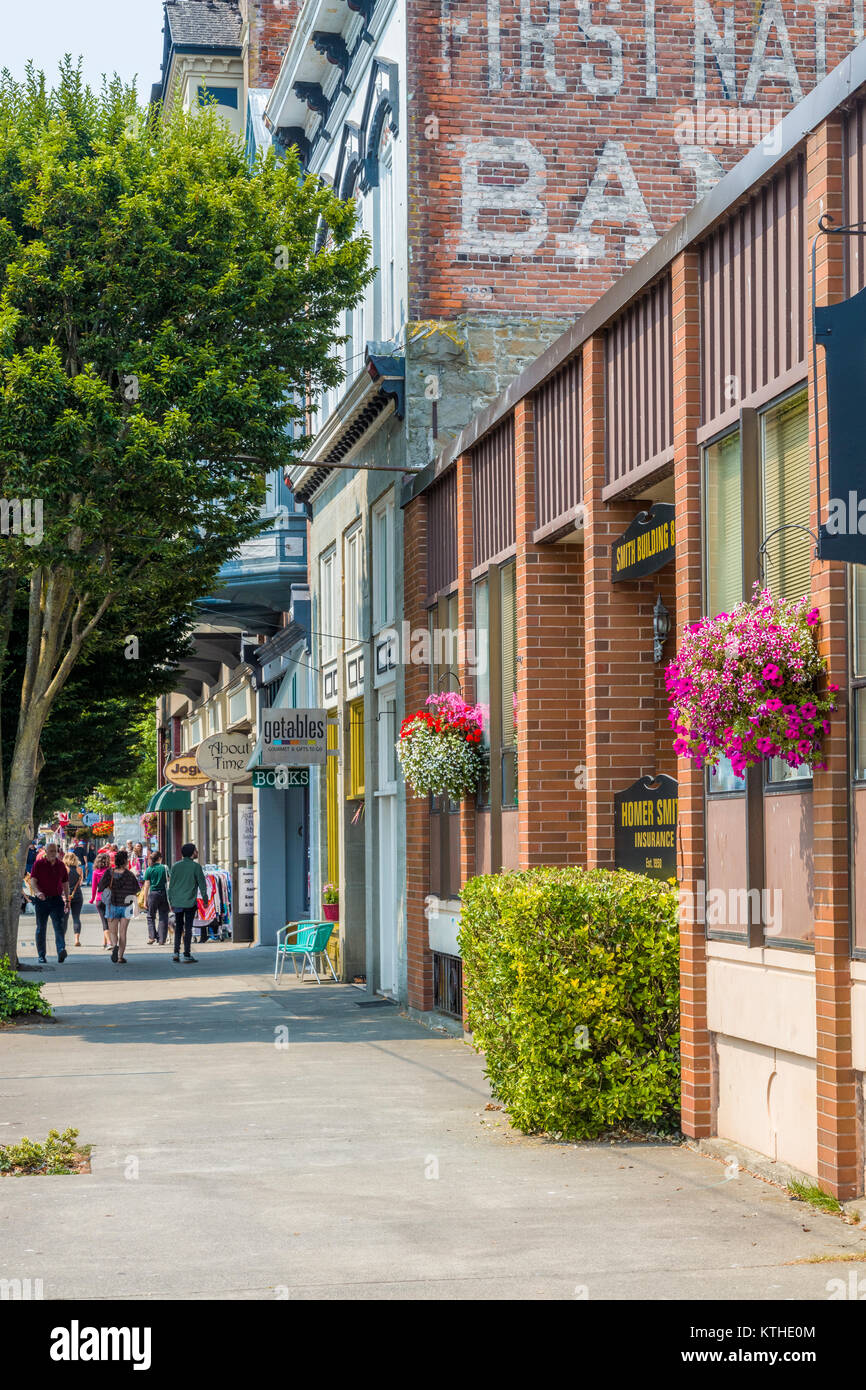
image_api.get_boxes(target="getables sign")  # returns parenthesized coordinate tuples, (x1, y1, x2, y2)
(611, 504, 675, 582)
(614, 774, 678, 881)
(259, 709, 328, 767)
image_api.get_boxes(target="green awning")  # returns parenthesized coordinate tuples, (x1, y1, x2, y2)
(145, 784, 192, 813)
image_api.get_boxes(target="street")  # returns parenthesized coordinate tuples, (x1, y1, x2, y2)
(2, 908, 864, 1301)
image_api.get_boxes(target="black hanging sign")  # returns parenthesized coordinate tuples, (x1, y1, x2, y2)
(610, 504, 676, 582)
(815, 284, 866, 564)
(614, 774, 678, 881)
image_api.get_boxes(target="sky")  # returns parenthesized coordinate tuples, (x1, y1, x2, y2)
(3, 0, 168, 101)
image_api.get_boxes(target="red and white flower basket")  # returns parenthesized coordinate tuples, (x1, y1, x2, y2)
(397, 693, 485, 800)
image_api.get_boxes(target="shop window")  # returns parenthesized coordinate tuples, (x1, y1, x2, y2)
(372, 496, 395, 631)
(344, 525, 362, 643)
(320, 549, 337, 664)
(704, 428, 743, 618)
(474, 577, 491, 808)
(326, 717, 340, 884)
(347, 699, 365, 800)
(853, 567, 866, 781)
(761, 390, 811, 605)
(500, 562, 518, 807)
(762, 390, 811, 785)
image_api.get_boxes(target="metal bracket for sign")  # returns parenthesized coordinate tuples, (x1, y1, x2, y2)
(811, 213, 866, 556)
(757, 523, 819, 579)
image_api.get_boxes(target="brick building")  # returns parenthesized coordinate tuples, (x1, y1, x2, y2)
(402, 39, 866, 1196)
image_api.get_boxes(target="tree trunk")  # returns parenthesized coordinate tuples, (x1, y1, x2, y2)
(0, 826, 31, 968)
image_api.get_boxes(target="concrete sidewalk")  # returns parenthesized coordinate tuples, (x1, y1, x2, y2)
(2, 908, 865, 1300)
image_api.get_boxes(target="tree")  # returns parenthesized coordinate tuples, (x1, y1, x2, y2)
(86, 708, 157, 818)
(0, 63, 371, 962)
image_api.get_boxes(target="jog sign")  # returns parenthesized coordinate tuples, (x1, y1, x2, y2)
(163, 755, 210, 789)
(614, 774, 678, 881)
(611, 504, 675, 583)
(259, 709, 327, 766)
(196, 733, 254, 784)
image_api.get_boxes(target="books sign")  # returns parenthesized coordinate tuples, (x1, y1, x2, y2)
(614, 774, 678, 881)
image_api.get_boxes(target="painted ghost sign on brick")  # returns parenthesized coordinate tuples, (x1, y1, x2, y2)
(409, 0, 863, 317)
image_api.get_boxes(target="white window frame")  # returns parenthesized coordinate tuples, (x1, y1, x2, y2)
(344, 524, 362, 645)
(372, 494, 395, 631)
(320, 548, 338, 665)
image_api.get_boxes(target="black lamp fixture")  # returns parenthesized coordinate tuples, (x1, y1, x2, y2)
(653, 594, 671, 663)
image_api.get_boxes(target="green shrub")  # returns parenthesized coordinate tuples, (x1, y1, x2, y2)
(458, 866, 680, 1140)
(0, 955, 52, 1020)
(0, 1128, 82, 1175)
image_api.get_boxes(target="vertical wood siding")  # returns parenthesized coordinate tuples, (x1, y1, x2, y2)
(700, 157, 807, 426)
(472, 416, 516, 565)
(534, 354, 583, 530)
(426, 468, 458, 600)
(605, 277, 673, 486)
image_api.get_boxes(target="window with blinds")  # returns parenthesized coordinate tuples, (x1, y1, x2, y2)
(761, 390, 811, 603)
(347, 699, 365, 800)
(474, 578, 491, 808)
(326, 717, 340, 883)
(704, 429, 742, 617)
(500, 562, 518, 806)
(852, 568, 866, 781)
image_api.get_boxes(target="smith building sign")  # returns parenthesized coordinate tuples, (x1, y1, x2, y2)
(614, 774, 678, 881)
(611, 504, 676, 583)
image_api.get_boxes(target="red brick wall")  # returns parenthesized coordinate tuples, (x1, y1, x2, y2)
(807, 114, 858, 1200)
(245, 0, 302, 90)
(514, 398, 586, 868)
(407, 0, 860, 320)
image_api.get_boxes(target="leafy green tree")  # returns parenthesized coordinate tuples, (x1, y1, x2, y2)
(0, 62, 371, 961)
(86, 708, 157, 818)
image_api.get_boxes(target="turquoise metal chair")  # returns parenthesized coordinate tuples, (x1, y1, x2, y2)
(274, 920, 338, 984)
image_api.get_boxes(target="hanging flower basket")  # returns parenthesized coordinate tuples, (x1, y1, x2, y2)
(397, 692, 486, 800)
(665, 587, 838, 779)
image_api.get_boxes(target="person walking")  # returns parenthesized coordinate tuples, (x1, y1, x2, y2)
(30, 843, 70, 964)
(90, 851, 113, 949)
(131, 842, 146, 885)
(63, 852, 85, 947)
(85, 840, 96, 885)
(167, 843, 207, 964)
(142, 852, 170, 945)
(100, 850, 139, 965)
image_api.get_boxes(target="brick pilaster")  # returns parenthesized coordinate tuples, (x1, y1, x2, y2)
(808, 115, 858, 1200)
(455, 452, 477, 889)
(514, 396, 585, 867)
(403, 493, 433, 1013)
(671, 249, 712, 1139)
(582, 337, 659, 869)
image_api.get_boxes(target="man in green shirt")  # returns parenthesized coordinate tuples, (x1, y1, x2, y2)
(167, 843, 208, 964)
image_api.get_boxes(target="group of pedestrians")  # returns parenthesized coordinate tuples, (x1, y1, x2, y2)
(27, 841, 209, 967)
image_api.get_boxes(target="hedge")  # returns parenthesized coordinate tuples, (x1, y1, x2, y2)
(457, 866, 680, 1140)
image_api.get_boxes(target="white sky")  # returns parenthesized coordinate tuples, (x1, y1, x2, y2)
(2, 0, 168, 101)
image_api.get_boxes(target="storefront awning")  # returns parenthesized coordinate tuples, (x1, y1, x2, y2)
(146, 785, 192, 813)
